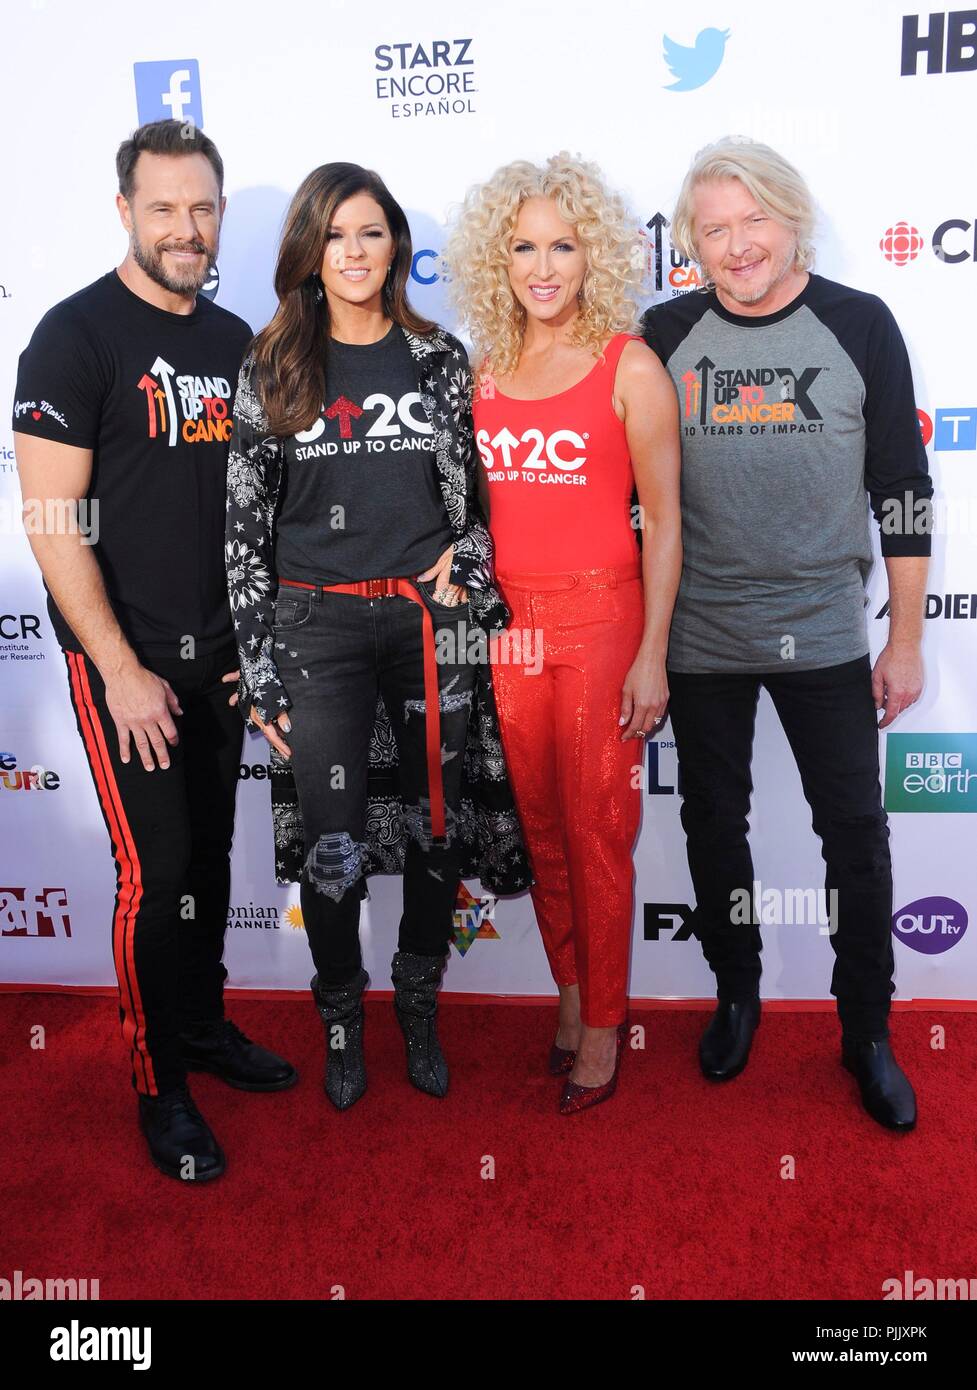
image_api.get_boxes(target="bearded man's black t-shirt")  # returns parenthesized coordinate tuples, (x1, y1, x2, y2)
(12, 269, 252, 659)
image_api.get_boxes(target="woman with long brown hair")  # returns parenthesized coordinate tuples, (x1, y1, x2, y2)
(226, 163, 529, 1110)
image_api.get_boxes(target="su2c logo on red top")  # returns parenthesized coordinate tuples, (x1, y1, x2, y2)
(681, 356, 825, 437)
(136, 357, 233, 446)
(476, 426, 590, 486)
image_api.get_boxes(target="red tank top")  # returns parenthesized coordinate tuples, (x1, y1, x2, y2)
(473, 332, 642, 574)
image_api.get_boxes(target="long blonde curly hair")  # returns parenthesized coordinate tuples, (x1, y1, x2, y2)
(440, 152, 648, 381)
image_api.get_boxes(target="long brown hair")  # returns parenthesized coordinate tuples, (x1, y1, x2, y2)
(252, 163, 436, 435)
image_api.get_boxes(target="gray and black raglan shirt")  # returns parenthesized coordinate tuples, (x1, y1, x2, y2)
(641, 274, 932, 672)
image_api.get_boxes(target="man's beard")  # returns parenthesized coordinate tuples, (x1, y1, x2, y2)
(131, 228, 217, 296)
(721, 242, 796, 305)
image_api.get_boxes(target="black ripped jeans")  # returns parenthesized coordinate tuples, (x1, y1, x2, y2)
(666, 655, 895, 1040)
(273, 581, 475, 987)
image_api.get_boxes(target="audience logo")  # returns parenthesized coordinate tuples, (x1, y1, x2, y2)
(885, 734, 977, 811)
(901, 11, 977, 75)
(0, 887, 71, 938)
(892, 896, 968, 954)
(373, 39, 477, 119)
(133, 60, 203, 126)
(876, 593, 977, 619)
(663, 28, 731, 91)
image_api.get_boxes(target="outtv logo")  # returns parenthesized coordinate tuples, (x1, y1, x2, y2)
(892, 895, 968, 954)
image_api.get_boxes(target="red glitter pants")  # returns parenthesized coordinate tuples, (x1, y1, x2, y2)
(491, 562, 644, 1026)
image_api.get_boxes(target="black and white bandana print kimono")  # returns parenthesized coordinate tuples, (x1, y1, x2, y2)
(225, 325, 532, 896)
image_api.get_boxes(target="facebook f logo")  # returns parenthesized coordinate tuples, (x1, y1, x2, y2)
(134, 60, 203, 127)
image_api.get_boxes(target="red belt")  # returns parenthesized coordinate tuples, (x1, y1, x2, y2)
(278, 575, 446, 842)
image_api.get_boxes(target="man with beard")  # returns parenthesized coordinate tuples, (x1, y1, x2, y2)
(641, 138, 932, 1131)
(13, 120, 295, 1184)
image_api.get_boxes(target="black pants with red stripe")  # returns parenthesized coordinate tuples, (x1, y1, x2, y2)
(64, 639, 242, 1096)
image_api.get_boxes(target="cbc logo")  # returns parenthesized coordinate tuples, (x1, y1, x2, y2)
(476, 426, 588, 472)
(880, 218, 977, 266)
(880, 222, 924, 265)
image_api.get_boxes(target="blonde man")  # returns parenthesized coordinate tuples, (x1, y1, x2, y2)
(642, 138, 931, 1131)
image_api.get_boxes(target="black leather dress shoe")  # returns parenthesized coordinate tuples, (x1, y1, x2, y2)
(699, 997, 761, 1081)
(180, 1018, 297, 1092)
(842, 1038, 917, 1131)
(138, 1085, 225, 1182)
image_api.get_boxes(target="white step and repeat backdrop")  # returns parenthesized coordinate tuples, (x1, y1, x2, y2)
(2, 0, 975, 1003)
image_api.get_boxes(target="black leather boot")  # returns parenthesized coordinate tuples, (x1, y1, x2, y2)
(180, 1018, 297, 1091)
(699, 997, 761, 1081)
(138, 1084, 225, 1182)
(311, 969, 369, 1110)
(391, 950, 449, 1097)
(842, 1038, 917, 1131)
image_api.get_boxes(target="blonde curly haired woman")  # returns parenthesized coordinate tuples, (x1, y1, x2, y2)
(442, 154, 682, 1113)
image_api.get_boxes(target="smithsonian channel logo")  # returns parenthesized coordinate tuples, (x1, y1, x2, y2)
(885, 734, 977, 812)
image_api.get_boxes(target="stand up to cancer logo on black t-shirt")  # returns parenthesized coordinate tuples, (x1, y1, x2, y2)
(136, 360, 234, 446)
(12, 270, 252, 659)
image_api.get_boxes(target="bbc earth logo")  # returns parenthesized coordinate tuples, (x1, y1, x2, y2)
(884, 734, 977, 812)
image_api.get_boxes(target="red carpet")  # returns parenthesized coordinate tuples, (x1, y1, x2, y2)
(2, 993, 976, 1301)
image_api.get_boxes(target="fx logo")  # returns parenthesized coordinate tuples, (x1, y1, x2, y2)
(134, 60, 203, 126)
(644, 903, 694, 941)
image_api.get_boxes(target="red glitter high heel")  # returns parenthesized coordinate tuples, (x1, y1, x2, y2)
(548, 1042, 576, 1076)
(558, 1023, 627, 1115)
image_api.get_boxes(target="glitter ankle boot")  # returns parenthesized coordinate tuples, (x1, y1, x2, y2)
(391, 950, 449, 1098)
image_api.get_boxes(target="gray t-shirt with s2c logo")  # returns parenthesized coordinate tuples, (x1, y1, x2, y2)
(641, 274, 932, 673)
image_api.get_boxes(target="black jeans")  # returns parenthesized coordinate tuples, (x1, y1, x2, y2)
(273, 581, 476, 987)
(63, 639, 242, 1095)
(666, 655, 894, 1040)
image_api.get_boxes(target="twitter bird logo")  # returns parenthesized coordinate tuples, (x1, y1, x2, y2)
(663, 27, 731, 91)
